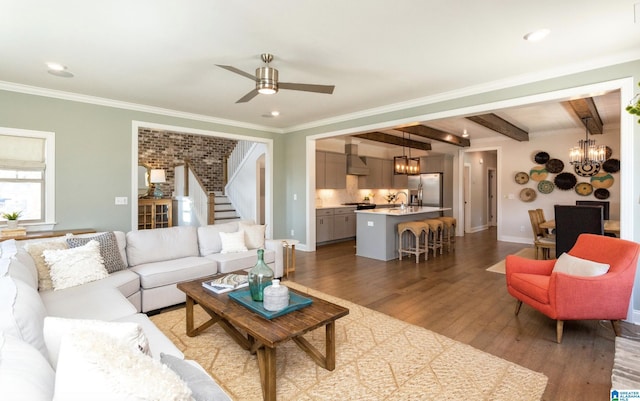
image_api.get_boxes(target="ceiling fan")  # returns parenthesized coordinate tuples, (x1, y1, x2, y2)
(216, 53, 335, 103)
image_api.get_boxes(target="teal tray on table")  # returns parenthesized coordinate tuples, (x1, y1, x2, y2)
(228, 290, 313, 319)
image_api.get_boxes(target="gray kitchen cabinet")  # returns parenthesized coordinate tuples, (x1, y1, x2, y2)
(358, 157, 383, 188)
(420, 155, 445, 173)
(316, 151, 346, 189)
(316, 151, 326, 188)
(316, 208, 334, 243)
(383, 159, 408, 189)
(359, 158, 407, 189)
(333, 207, 356, 239)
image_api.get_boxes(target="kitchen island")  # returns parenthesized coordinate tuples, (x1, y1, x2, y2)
(355, 206, 451, 261)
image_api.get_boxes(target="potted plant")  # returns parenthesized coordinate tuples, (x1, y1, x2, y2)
(2, 211, 22, 229)
(626, 82, 640, 123)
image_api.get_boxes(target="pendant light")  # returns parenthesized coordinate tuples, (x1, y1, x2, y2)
(569, 117, 606, 166)
(394, 132, 420, 175)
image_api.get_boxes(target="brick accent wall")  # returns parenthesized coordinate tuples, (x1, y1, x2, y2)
(138, 128, 238, 196)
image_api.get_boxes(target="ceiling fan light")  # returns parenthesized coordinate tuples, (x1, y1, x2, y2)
(256, 66, 278, 95)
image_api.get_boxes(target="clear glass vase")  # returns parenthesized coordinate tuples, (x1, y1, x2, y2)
(248, 249, 274, 302)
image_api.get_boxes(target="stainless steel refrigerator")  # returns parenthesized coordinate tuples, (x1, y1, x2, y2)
(407, 173, 443, 207)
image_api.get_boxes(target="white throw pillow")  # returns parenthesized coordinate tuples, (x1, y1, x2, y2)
(219, 230, 248, 254)
(53, 330, 192, 401)
(43, 316, 151, 368)
(43, 240, 108, 290)
(238, 222, 266, 249)
(552, 253, 610, 277)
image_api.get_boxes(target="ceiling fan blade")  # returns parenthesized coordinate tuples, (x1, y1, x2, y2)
(236, 89, 260, 103)
(216, 64, 257, 81)
(279, 82, 335, 94)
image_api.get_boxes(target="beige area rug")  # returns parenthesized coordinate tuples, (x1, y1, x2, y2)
(486, 247, 537, 274)
(150, 282, 547, 401)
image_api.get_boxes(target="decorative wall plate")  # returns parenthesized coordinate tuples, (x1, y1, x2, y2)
(534, 151, 550, 164)
(537, 180, 554, 194)
(574, 163, 600, 177)
(554, 172, 577, 190)
(602, 158, 620, 173)
(594, 188, 610, 200)
(515, 172, 529, 184)
(545, 158, 564, 173)
(529, 165, 548, 181)
(590, 172, 614, 189)
(605, 146, 613, 160)
(519, 188, 537, 202)
(575, 182, 593, 196)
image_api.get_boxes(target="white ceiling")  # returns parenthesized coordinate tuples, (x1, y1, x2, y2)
(1, 1, 638, 138)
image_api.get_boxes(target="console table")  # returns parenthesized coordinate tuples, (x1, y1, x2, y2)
(0, 228, 96, 242)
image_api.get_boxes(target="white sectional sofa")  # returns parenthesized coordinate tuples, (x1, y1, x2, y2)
(0, 220, 283, 401)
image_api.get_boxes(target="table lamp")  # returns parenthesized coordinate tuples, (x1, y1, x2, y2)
(150, 169, 166, 198)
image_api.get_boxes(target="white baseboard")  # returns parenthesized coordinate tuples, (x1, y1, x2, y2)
(467, 224, 488, 233)
(498, 235, 532, 244)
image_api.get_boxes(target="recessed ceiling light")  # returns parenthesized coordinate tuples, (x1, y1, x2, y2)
(46, 62, 74, 78)
(46, 62, 66, 71)
(270, 111, 280, 117)
(523, 29, 550, 42)
(462, 129, 469, 138)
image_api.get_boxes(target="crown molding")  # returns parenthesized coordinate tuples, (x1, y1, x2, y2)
(0, 81, 283, 134)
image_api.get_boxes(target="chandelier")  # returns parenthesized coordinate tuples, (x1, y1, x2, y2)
(394, 132, 420, 175)
(569, 117, 606, 166)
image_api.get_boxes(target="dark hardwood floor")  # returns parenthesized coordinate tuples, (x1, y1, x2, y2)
(287, 228, 638, 401)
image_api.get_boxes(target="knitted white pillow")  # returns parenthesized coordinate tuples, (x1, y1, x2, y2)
(54, 330, 192, 401)
(43, 240, 108, 290)
(219, 230, 248, 254)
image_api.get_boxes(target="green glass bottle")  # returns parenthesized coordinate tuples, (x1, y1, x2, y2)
(248, 248, 274, 301)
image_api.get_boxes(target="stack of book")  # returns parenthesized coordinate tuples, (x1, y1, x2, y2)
(202, 274, 249, 294)
(1, 227, 27, 238)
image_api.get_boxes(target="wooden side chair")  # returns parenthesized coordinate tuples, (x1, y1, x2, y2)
(528, 209, 556, 260)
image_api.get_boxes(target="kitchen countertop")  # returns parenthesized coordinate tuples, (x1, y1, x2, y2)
(355, 206, 449, 215)
(316, 203, 403, 210)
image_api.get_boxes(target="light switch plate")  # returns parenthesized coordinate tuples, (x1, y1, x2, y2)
(367, 221, 374, 227)
(115, 197, 128, 205)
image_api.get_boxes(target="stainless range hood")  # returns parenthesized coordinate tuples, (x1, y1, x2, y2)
(345, 143, 369, 176)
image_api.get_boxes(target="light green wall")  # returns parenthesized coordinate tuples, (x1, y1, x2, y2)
(0, 90, 282, 232)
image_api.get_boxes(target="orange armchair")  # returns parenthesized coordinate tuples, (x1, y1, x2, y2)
(506, 233, 640, 343)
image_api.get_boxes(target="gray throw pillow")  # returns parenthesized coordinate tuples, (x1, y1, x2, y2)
(160, 353, 230, 401)
(66, 232, 127, 274)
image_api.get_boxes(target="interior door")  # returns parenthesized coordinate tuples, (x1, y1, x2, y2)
(464, 164, 470, 233)
(488, 168, 497, 226)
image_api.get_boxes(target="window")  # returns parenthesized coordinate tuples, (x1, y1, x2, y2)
(0, 128, 55, 228)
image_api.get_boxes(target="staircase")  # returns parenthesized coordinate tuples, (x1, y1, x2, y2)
(212, 191, 240, 223)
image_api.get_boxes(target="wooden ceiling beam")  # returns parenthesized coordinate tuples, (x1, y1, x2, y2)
(465, 113, 529, 141)
(394, 125, 470, 147)
(354, 132, 432, 151)
(566, 97, 603, 135)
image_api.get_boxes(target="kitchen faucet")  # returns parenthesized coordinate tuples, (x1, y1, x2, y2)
(396, 191, 408, 209)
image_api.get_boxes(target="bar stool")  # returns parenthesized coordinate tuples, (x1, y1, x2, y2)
(423, 219, 444, 257)
(436, 216, 457, 252)
(397, 221, 428, 263)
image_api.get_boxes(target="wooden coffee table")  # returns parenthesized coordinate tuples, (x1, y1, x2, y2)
(177, 277, 349, 401)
